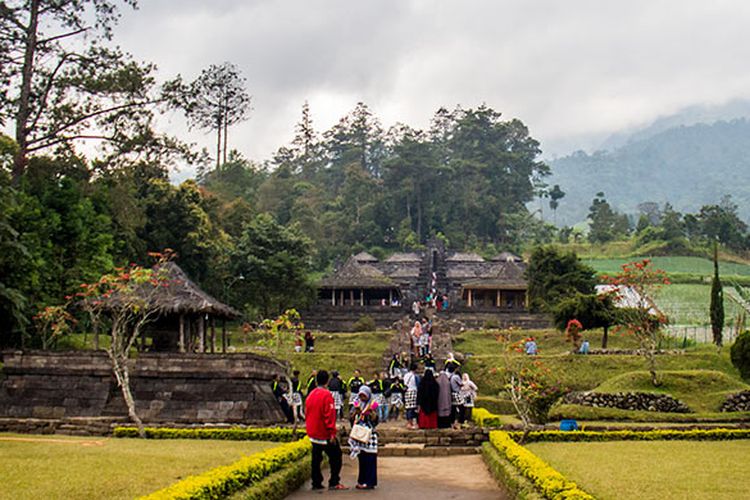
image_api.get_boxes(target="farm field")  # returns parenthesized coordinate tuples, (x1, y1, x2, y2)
(0, 434, 277, 500)
(583, 255, 750, 276)
(527, 440, 750, 500)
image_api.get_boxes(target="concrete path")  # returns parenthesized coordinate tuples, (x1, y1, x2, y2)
(287, 455, 508, 499)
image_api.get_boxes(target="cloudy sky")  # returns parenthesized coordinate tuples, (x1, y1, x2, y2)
(114, 0, 750, 175)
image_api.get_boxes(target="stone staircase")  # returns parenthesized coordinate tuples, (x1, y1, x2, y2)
(381, 314, 455, 370)
(339, 424, 488, 457)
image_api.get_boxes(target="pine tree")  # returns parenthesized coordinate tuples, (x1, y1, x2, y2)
(710, 240, 725, 347)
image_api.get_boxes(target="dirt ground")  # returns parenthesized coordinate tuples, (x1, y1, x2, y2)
(287, 455, 508, 499)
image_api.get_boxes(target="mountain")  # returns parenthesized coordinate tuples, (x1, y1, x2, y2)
(548, 118, 750, 226)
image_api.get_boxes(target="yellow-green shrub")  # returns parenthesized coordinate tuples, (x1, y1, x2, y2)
(139, 438, 311, 500)
(512, 428, 750, 443)
(472, 407, 506, 427)
(489, 431, 594, 500)
(113, 426, 298, 442)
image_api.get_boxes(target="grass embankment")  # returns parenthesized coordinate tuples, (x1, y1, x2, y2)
(456, 329, 745, 419)
(0, 433, 277, 500)
(527, 440, 750, 500)
(234, 330, 392, 381)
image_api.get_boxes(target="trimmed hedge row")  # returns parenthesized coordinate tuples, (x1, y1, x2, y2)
(113, 427, 299, 442)
(231, 452, 311, 500)
(481, 442, 544, 500)
(472, 407, 506, 427)
(139, 438, 311, 500)
(489, 431, 594, 500)
(510, 429, 750, 443)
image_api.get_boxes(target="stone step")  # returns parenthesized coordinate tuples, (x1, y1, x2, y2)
(342, 445, 480, 457)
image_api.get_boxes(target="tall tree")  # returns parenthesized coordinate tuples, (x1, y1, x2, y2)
(548, 184, 565, 225)
(169, 62, 251, 168)
(525, 246, 597, 312)
(710, 241, 725, 347)
(587, 192, 630, 244)
(0, 0, 182, 183)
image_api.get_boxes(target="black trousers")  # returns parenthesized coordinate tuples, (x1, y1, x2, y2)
(311, 440, 342, 488)
(357, 452, 378, 487)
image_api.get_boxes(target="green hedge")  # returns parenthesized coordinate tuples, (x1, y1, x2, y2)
(489, 431, 594, 500)
(510, 428, 750, 443)
(230, 452, 311, 500)
(481, 442, 544, 500)
(550, 403, 750, 423)
(472, 408, 507, 427)
(139, 438, 311, 500)
(114, 427, 299, 442)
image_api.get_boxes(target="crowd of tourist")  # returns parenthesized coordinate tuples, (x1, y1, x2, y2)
(272, 352, 480, 491)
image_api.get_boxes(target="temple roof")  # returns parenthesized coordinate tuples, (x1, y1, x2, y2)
(461, 261, 527, 290)
(352, 251, 379, 263)
(491, 251, 523, 263)
(318, 257, 396, 289)
(446, 252, 485, 262)
(385, 252, 421, 263)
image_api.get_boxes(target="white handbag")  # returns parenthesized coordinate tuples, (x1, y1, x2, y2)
(349, 423, 372, 443)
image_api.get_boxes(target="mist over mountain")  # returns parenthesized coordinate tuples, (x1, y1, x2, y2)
(548, 110, 750, 227)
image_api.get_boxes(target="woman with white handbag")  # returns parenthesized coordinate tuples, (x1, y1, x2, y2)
(348, 385, 380, 490)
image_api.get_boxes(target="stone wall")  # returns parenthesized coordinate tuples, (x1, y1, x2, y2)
(721, 391, 750, 412)
(565, 391, 691, 413)
(0, 350, 285, 423)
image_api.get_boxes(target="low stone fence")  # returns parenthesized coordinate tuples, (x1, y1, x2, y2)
(0, 350, 285, 424)
(565, 391, 691, 413)
(721, 391, 750, 412)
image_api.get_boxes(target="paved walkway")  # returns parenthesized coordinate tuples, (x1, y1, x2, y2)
(287, 455, 508, 499)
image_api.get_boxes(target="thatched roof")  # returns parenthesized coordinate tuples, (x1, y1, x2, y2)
(97, 262, 241, 319)
(385, 252, 421, 263)
(491, 251, 523, 263)
(461, 261, 528, 290)
(446, 252, 485, 262)
(353, 251, 379, 263)
(319, 257, 396, 289)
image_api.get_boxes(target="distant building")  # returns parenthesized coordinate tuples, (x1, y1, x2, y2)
(305, 239, 538, 330)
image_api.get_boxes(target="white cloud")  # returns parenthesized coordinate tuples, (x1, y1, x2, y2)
(112, 0, 750, 176)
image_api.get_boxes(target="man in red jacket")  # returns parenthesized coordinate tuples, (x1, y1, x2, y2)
(305, 370, 347, 490)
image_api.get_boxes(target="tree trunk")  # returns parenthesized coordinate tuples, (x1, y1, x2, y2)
(12, 0, 40, 185)
(216, 117, 222, 170)
(223, 103, 228, 165)
(110, 353, 145, 438)
(601, 326, 609, 349)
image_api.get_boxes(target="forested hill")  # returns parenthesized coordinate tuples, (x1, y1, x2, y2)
(549, 119, 750, 226)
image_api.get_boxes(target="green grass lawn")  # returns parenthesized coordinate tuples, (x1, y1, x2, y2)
(527, 440, 750, 500)
(0, 434, 278, 500)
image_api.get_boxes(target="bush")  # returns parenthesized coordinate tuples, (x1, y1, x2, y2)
(483, 318, 500, 329)
(509, 428, 750, 443)
(113, 427, 299, 442)
(481, 442, 544, 500)
(472, 407, 507, 427)
(140, 438, 311, 500)
(730, 330, 750, 381)
(353, 315, 376, 332)
(233, 453, 311, 500)
(489, 431, 594, 500)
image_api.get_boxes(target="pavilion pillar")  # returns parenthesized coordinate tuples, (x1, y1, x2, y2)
(210, 317, 216, 354)
(179, 314, 186, 353)
(198, 316, 205, 352)
(332, 288, 336, 306)
(350, 289, 354, 306)
(360, 289, 364, 306)
(221, 319, 227, 353)
(468, 289, 473, 307)
(496, 289, 501, 308)
(389, 289, 393, 304)
(340, 290, 344, 307)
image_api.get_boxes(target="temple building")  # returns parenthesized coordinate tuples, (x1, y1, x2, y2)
(306, 239, 545, 331)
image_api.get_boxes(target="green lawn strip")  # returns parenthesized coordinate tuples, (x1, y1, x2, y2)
(526, 440, 750, 500)
(0, 433, 278, 500)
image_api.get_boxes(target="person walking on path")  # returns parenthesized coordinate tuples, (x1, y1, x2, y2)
(416, 369, 439, 429)
(436, 368, 452, 429)
(305, 370, 348, 491)
(348, 385, 380, 490)
(460, 372, 478, 423)
(404, 363, 419, 429)
(290, 370, 304, 421)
